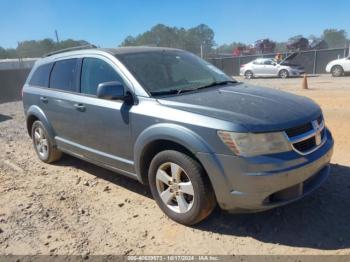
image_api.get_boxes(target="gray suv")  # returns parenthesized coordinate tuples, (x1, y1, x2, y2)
(23, 46, 334, 225)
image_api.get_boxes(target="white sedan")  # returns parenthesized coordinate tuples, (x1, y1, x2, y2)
(326, 56, 350, 77)
(240, 54, 305, 79)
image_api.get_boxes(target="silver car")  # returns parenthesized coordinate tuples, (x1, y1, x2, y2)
(240, 55, 305, 79)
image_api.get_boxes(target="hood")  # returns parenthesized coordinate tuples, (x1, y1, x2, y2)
(329, 57, 348, 64)
(279, 52, 299, 65)
(157, 83, 321, 132)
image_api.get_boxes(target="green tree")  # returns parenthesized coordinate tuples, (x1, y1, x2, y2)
(216, 42, 247, 54)
(322, 29, 347, 48)
(120, 23, 216, 56)
(288, 35, 304, 42)
(0, 47, 7, 58)
(15, 38, 91, 57)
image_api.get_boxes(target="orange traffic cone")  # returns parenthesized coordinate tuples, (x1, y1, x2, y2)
(302, 74, 308, 89)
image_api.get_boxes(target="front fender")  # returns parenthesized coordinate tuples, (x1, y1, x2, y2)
(26, 105, 56, 141)
(133, 123, 232, 203)
(134, 123, 214, 176)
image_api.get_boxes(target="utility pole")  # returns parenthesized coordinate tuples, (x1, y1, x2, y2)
(55, 30, 60, 43)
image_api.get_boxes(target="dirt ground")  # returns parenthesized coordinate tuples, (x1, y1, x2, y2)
(0, 74, 349, 255)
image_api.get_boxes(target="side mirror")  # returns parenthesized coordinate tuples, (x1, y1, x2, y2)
(97, 81, 125, 100)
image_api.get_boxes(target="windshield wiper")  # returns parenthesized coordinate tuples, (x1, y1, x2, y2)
(150, 80, 237, 97)
(150, 89, 179, 96)
(178, 80, 238, 94)
(195, 80, 237, 91)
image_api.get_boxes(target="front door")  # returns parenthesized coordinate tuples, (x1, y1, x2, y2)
(72, 57, 134, 173)
(261, 59, 279, 76)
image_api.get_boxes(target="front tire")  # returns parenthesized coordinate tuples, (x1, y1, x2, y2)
(148, 150, 216, 225)
(331, 65, 344, 77)
(279, 69, 289, 79)
(31, 121, 62, 163)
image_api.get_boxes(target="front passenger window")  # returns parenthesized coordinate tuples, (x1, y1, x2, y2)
(81, 58, 124, 95)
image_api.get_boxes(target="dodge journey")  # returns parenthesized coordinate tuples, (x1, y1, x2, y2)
(22, 46, 334, 225)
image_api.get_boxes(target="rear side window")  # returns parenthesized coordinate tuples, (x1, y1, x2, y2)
(253, 59, 264, 65)
(80, 58, 124, 95)
(50, 59, 78, 92)
(29, 63, 52, 87)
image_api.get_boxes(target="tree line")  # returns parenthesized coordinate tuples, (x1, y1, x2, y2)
(0, 24, 349, 59)
(0, 39, 90, 59)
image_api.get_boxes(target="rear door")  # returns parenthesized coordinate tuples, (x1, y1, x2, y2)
(44, 58, 82, 144)
(251, 59, 265, 76)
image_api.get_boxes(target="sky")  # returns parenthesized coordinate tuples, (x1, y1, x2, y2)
(0, 0, 349, 48)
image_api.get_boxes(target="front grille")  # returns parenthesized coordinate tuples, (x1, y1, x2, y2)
(293, 137, 316, 152)
(285, 114, 326, 155)
(285, 123, 313, 137)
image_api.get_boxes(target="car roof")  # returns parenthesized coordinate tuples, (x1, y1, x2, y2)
(101, 46, 183, 55)
(36, 46, 184, 65)
(254, 58, 273, 62)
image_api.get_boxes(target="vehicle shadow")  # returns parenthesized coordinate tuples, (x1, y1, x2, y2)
(55, 155, 349, 250)
(55, 154, 152, 199)
(195, 163, 350, 250)
(0, 114, 12, 123)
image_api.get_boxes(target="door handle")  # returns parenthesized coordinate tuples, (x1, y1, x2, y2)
(74, 103, 86, 112)
(40, 96, 48, 103)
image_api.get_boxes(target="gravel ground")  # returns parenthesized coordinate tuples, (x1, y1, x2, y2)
(0, 74, 349, 255)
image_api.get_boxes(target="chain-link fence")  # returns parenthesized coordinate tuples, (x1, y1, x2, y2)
(208, 48, 349, 76)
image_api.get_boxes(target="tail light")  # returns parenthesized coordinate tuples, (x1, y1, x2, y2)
(240, 64, 245, 68)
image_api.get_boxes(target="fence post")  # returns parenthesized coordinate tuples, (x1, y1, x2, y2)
(313, 50, 317, 75)
(344, 44, 347, 58)
(238, 56, 241, 76)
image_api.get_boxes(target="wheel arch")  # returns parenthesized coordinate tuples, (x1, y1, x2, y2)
(331, 64, 344, 71)
(279, 68, 289, 74)
(244, 69, 254, 76)
(26, 105, 55, 140)
(134, 124, 214, 185)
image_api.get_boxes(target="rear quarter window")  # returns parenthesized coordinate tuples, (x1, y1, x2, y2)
(28, 63, 52, 87)
(49, 59, 79, 92)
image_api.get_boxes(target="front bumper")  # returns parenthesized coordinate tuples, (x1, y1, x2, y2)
(290, 69, 305, 76)
(197, 129, 334, 212)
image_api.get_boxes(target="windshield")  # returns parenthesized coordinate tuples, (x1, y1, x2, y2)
(116, 50, 235, 96)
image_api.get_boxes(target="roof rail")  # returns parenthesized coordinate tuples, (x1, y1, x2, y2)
(43, 44, 97, 57)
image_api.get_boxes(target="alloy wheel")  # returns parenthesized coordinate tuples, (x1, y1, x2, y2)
(155, 162, 195, 214)
(33, 126, 49, 159)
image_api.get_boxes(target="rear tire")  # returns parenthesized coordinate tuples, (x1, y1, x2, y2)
(279, 69, 289, 79)
(148, 150, 216, 225)
(244, 70, 254, 79)
(331, 65, 344, 77)
(31, 121, 62, 163)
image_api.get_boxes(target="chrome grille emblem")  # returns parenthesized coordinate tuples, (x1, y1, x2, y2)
(285, 117, 326, 155)
(312, 120, 322, 146)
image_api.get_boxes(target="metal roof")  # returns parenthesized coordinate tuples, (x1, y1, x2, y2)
(0, 58, 38, 70)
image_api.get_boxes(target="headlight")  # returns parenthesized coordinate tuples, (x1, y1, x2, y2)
(217, 130, 291, 157)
